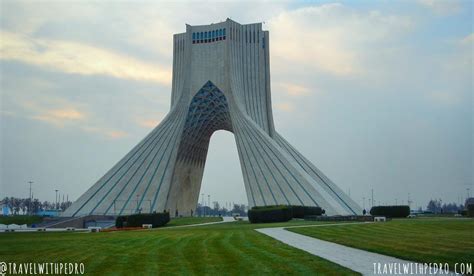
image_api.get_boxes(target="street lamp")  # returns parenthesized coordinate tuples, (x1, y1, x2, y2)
(201, 193, 205, 216)
(55, 189, 59, 211)
(28, 181, 33, 215)
(136, 194, 140, 213)
(371, 189, 374, 208)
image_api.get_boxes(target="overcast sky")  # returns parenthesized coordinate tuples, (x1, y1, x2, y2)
(1, 0, 472, 210)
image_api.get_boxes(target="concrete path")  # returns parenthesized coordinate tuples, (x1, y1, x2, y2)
(257, 223, 454, 275)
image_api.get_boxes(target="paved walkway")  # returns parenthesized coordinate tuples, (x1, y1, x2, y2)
(257, 223, 454, 275)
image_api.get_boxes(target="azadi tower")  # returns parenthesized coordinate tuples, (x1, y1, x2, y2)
(64, 19, 361, 217)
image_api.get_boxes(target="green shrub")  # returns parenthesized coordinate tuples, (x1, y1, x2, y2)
(370, 205, 410, 218)
(467, 204, 474, 217)
(248, 205, 323, 223)
(0, 215, 43, 225)
(291, 206, 304, 218)
(248, 205, 293, 223)
(115, 212, 170, 228)
(291, 205, 322, 218)
(115, 216, 126, 228)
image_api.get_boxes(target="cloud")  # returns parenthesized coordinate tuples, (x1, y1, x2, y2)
(459, 33, 474, 46)
(417, 0, 461, 16)
(428, 91, 462, 106)
(456, 33, 474, 71)
(0, 31, 172, 85)
(31, 107, 85, 126)
(268, 3, 413, 77)
(47, 108, 84, 120)
(17, 96, 88, 127)
(269, 5, 357, 76)
(133, 110, 166, 129)
(276, 82, 311, 97)
(10, 93, 128, 140)
(275, 102, 294, 112)
(271, 82, 314, 119)
(137, 119, 160, 129)
(81, 126, 128, 139)
(0, 110, 16, 117)
(425, 32, 472, 106)
(438, 32, 473, 77)
(31, 107, 128, 140)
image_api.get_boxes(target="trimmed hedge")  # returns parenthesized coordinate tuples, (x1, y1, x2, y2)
(458, 210, 467, 216)
(115, 212, 170, 228)
(467, 204, 474, 217)
(291, 205, 323, 218)
(248, 205, 323, 223)
(115, 216, 126, 228)
(248, 205, 293, 223)
(370, 205, 410, 218)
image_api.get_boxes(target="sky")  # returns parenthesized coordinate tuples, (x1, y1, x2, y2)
(0, 0, 472, 210)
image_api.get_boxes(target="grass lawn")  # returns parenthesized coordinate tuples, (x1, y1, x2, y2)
(288, 218, 474, 268)
(0, 220, 358, 275)
(165, 216, 222, 227)
(0, 215, 43, 225)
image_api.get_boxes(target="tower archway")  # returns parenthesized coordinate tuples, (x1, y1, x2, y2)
(165, 81, 234, 216)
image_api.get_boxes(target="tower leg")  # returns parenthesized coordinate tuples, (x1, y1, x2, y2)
(62, 105, 187, 217)
(232, 111, 346, 214)
(165, 153, 208, 217)
(273, 133, 362, 215)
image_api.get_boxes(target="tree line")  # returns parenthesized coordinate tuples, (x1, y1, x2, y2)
(195, 202, 247, 217)
(425, 199, 464, 214)
(1, 197, 72, 215)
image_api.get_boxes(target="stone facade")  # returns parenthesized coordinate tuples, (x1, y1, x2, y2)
(63, 19, 362, 217)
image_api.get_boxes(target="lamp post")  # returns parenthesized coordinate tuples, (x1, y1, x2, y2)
(201, 193, 205, 216)
(371, 189, 374, 208)
(55, 189, 59, 211)
(28, 181, 33, 215)
(136, 194, 140, 213)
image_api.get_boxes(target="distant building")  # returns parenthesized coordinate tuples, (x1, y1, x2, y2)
(36, 210, 60, 217)
(0, 200, 9, 216)
(465, 198, 474, 208)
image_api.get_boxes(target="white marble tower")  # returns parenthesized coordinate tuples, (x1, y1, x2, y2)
(63, 19, 362, 217)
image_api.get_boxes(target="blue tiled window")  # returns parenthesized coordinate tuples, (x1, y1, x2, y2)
(192, 28, 228, 44)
